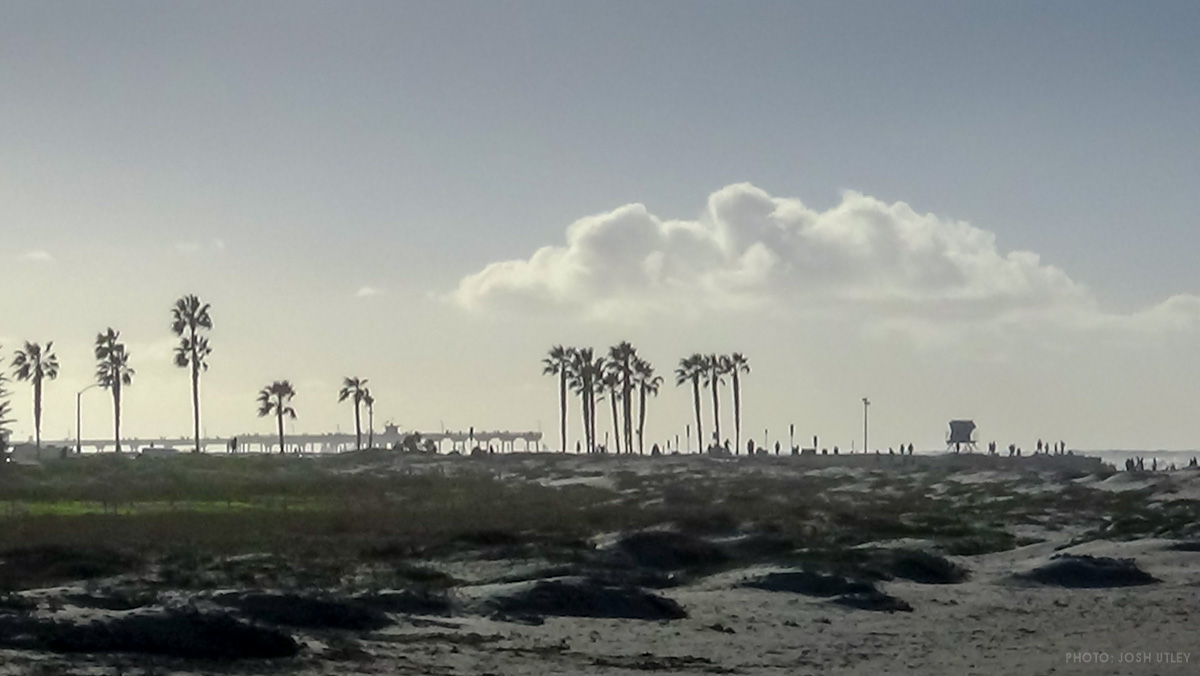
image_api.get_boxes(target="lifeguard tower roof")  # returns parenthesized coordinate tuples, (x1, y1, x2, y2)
(947, 420, 976, 443)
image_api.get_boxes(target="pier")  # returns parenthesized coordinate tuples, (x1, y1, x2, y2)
(55, 424, 543, 454)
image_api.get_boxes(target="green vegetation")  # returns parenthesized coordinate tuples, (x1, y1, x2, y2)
(0, 453, 1189, 597)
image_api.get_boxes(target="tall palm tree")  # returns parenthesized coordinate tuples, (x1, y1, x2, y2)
(12, 341, 59, 449)
(0, 349, 12, 452)
(634, 357, 662, 455)
(171, 295, 213, 453)
(363, 390, 375, 449)
(567, 347, 604, 453)
(675, 354, 706, 453)
(94, 329, 134, 453)
(542, 345, 573, 453)
(726, 353, 751, 456)
(257, 381, 297, 454)
(703, 354, 728, 450)
(337, 377, 369, 451)
(608, 341, 638, 455)
(566, 348, 590, 453)
(600, 366, 621, 454)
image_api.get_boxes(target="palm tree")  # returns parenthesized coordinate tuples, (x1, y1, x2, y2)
(171, 295, 213, 453)
(726, 353, 751, 456)
(363, 390, 375, 449)
(675, 354, 706, 452)
(703, 354, 728, 450)
(600, 366, 621, 454)
(12, 341, 59, 449)
(542, 345, 573, 453)
(567, 347, 601, 453)
(566, 348, 589, 453)
(337, 377, 369, 451)
(634, 357, 662, 455)
(0, 349, 12, 452)
(257, 381, 297, 454)
(94, 329, 134, 453)
(608, 342, 638, 455)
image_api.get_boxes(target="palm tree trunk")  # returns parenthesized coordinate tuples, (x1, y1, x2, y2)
(638, 384, 647, 455)
(354, 402, 362, 451)
(559, 372, 567, 453)
(368, 405, 374, 448)
(733, 373, 741, 457)
(576, 391, 585, 453)
(622, 360, 633, 455)
(691, 377, 703, 453)
(587, 382, 597, 453)
(113, 385, 122, 453)
(191, 360, 201, 453)
(277, 406, 285, 454)
(609, 388, 620, 454)
(711, 370, 721, 449)
(33, 381, 42, 449)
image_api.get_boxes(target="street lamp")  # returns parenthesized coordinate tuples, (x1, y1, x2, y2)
(862, 397, 871, 454)
(76, 383, 101, 454)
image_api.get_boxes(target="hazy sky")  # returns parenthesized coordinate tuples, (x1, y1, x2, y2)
(3, 1, 1199, 451)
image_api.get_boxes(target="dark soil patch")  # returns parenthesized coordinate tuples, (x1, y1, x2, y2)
(743, 571, 876, 597)
(65, 590, 158, 611)
(490, 578, 687, 621)
(790, 547, 968, 585)
(938, 531, 1017, 556)
(1166, 540, 1200, 552)
(885, 549, 970, 584)
(0, 592, 37, 612)
(357, 588, 452, 615)
(1019, 555, 1159, 588)
(223, 593, 392, 631)
(0, 610, 298, 660)
(830, 591, 913, 613)
(392, 563, 460, 589)
(725, 533, 797, 560)
(452, 529, 525, 548)
(614, 531, 730, 572)
(0, 545, 141, 591)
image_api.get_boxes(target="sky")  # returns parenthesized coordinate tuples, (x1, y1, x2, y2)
(2, 1, 1199, 451)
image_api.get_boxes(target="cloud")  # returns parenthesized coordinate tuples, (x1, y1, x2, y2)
(19, 250, 54, 263)
(451, 183, 1200, 335)
(175, 240, 227, 256)
(355, 286, 382, 298)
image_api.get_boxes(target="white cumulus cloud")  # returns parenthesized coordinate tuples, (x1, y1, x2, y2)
(451, 183, 1200, 335)
(355, 286, 382, 298)
(19, 250, 54, 263)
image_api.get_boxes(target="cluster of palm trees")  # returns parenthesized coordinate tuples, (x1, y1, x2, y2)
(542, 343, 663, 454)
(543, 342, 670, 455)
(675, 353, 750, 453)
(254, 376, 376, 455)
(0, 290, 390, 456)
(0, 295, 214, 454)
(542, 345, 751, 455)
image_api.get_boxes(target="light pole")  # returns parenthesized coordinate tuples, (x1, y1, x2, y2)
(862, 397, 871, 453)
(76, 383, 100, 454)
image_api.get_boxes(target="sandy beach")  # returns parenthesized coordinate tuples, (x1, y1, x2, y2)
(0, 450, 1195, 674)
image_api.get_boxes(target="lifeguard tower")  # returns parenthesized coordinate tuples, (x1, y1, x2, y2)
(946, 420, 977, 453)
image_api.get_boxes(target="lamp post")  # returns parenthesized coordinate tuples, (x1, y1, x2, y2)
(76, 383, 100, 454)
(862, 397, 871, 454)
